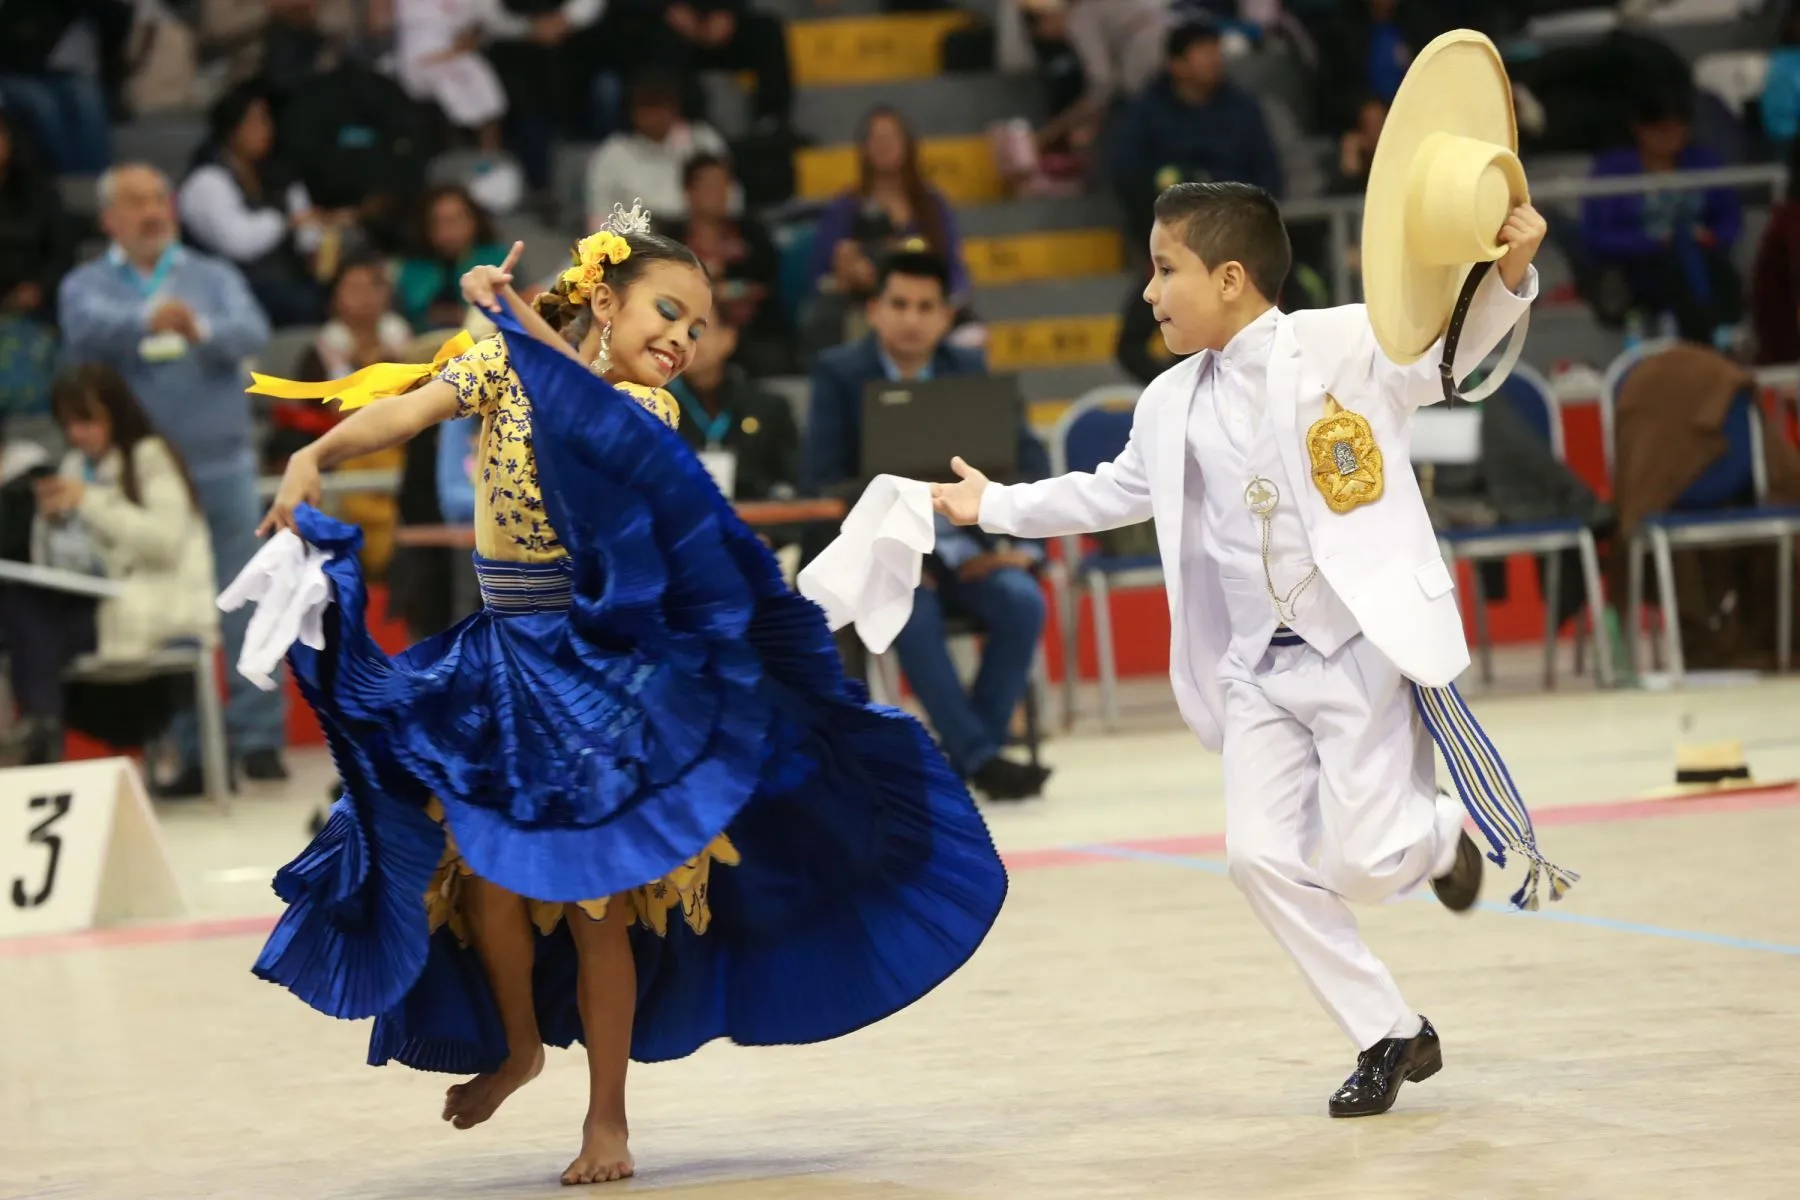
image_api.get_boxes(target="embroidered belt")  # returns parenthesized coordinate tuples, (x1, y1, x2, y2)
(1264, 625, 1577, 911)
(474, 554, 574, 614)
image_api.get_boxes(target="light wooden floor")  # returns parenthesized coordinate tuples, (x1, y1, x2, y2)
(5, 671, 1800, 1200)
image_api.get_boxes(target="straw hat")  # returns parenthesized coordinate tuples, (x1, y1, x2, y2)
(1361, 30, 1530, 366)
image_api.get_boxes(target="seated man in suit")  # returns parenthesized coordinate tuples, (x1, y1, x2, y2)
(804, 248, 1053, 801)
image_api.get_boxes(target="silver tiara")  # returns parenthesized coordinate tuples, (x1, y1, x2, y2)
(603, 199, 653, 237)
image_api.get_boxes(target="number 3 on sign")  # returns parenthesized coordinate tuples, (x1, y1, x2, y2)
(12, 792, 72, 910)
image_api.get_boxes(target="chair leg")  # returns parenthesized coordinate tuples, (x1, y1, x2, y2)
(1573, 612, 1588, 678)
(1541, 552, 1563, 690)
(1465, 558, 1495, 686)
(1056, 568, 1081, 732)
(1778, 534, 1794, 674)
(1576, 530, 1614, 688)
(195, 650, 231, 812)
(1649, 527, 1685, 682)
(1089, 569, 1119, 731)
(1626, 536, 1645, 679)
(1023, 654, 1043, 772)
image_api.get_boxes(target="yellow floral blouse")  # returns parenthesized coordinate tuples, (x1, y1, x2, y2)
(425, 334, 735, 939)
(437, 334, 680, 564)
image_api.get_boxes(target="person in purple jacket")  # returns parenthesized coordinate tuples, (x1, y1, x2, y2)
(1580, 88, 1743, 347)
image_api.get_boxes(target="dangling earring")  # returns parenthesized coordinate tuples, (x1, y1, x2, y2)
(590, 322, 613, 376)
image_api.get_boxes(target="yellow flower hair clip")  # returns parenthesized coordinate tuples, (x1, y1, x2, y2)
(559, 230, 632, 301)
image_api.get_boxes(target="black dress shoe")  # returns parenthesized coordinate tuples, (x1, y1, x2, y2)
(241, 749, 290, 781)
(1431, 829, 1484, 914)
(1329, 1018, 1443, 1118)
(968, 755, 1043, 801)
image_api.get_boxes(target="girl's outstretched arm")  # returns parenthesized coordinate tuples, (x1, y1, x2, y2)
(463, 241, 584, 365)
(260, 381, 463, 535)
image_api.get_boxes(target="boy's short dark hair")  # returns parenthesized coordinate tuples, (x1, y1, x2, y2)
(1166, 17, 1220, 60)
(682, 152, 730, 190)
(874, 246, 951, 299)
(1153, 180, 1291, 302)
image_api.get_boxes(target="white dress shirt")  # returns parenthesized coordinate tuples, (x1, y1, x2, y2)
(1186, 307, 1360, 667)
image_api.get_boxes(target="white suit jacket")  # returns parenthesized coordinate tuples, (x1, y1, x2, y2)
(978, 268, 1536, 751)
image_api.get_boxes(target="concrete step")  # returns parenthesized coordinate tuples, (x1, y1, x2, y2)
(986, 313, 1120, 371)
(975, 273, 1135, 322)
(965, 227, 1122, 287)
(787, 12, 974, 88)
(956, 193, 1123, 238)
(794, 72, 1045, 144)
(1017, 362, 1138, 406)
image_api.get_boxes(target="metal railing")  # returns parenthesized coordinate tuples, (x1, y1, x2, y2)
(1282, 162, 1788, 308)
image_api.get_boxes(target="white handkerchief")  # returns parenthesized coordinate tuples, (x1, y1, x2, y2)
(217, 530, 335, 690)
(796, 475, 936, 654)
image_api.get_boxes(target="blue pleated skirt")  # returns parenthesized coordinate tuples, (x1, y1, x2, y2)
(252, 313, 1009, 1072)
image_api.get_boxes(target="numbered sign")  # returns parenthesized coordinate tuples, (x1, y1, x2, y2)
(0, 758, 188, 939)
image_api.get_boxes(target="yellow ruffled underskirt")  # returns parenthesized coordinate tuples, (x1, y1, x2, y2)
(421, 798, 740, 942)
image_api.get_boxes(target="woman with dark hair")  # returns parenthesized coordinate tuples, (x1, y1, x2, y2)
(176, 81, 337, 327)
(807, 106, 968, 301)
(0, 109, 69, 419)
(247, 214, 1005, 1185)
(394, 183, 509, 331)
(803, 107, 971, 354)
(0, 364, 217, 765)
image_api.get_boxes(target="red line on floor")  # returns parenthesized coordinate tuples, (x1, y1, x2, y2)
(5, 784, 1797, 960)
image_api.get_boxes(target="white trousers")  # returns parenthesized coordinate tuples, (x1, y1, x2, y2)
(1219, 635, 1464, 1051)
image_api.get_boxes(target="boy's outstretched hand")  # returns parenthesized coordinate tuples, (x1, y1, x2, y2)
(931, 456, 989, 525)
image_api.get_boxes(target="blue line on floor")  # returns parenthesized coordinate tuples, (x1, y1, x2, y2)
(1073, 844, 1800, 958)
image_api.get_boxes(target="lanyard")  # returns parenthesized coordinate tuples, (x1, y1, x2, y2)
(675, 387, 732, 447)
(122, 244, 178, 299)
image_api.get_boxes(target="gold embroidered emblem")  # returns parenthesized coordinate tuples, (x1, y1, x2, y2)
(1305, 394, 1384, 514)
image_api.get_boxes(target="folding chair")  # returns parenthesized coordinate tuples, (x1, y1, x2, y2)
(1047, 386, 1161, 730)
(1604, 347, 1800, 683)
(1427, 364, 1614, 688)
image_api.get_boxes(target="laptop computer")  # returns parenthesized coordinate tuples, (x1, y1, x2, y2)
(858, 374, 1024, 485)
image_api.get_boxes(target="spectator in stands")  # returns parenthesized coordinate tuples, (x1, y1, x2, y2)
(1307, 0, 1433, 136)
(200, 0, 360, 98)
(395, 184, 509, 331)
(1764, 2, 1800, 147)
(803, 250, 1051, 801)
(391, 0, 510, 168)
(1581, 89, 1744, 348)
(0, 0, 130, 176)
(286, 252, 411, 574)
(618, 0, 794, 133)
(0, 110, 69, 421)
(668, 317, 798, 504)
(584, 71, 730, 231)
(1750, 134, 1800, 366)
(665, 153, 787, 375)
(58, 162, 285, 793)
(1108, 20, 1283, 244)
(1013, 0, 1171, 161)
(0, 364, 216, 767)
(177, 82, 340, 328)
(481, 0, 606, 198)
(805, 107, 970, 355)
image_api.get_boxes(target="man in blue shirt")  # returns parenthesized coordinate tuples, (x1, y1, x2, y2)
(59, 163, 283, 794)
(804, 250, 1052, 801)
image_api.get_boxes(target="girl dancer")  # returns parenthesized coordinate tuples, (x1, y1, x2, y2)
(249, 207, 1008, 1185)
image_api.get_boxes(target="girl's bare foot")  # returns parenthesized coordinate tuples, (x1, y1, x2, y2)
(442, 1046, 544, 1129)
(561, 1122, 634, 1186)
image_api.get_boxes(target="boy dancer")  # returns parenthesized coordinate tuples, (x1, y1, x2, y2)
(934, 177, 1552, 1115)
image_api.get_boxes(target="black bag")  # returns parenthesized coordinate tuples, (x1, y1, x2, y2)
(0, 464, 52, 563)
